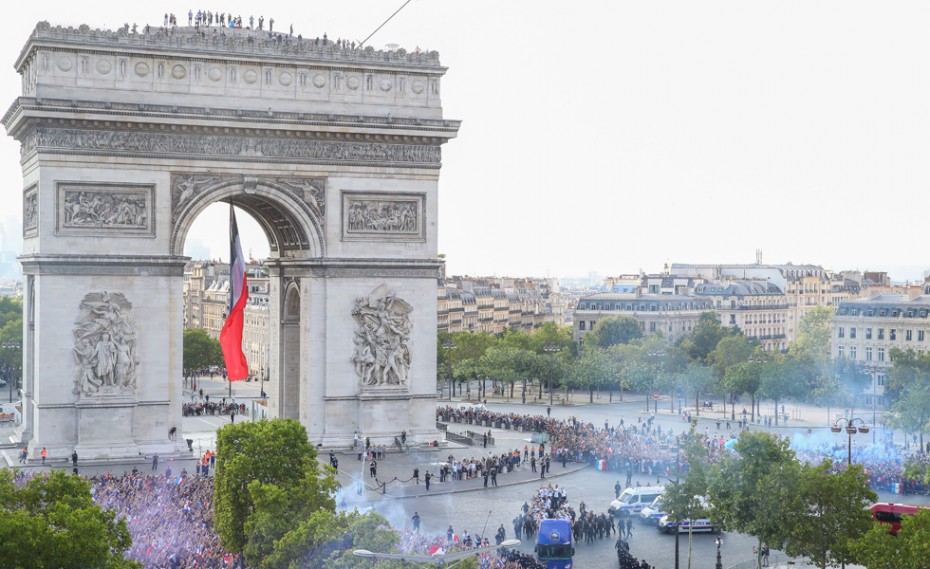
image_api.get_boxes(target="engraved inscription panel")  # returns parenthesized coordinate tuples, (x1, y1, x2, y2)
(57, 183, 155, 237)
(342, 192, 425, 242)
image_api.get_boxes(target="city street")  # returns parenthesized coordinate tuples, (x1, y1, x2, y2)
(1, 382, 922, 568)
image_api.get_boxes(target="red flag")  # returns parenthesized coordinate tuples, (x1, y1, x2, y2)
(219, 205, 249, 380)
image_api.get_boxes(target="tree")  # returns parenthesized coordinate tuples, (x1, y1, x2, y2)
(584, 315, 642, 349)
(785, 460, 876, 569)
(679, 362, 715, 414)
(678, 312, 731, 363)
(723, 360, 762, 421)
(708, 431, 801, 569)
(789, 306, 834, 372)
(853, 508, 930, 569)
(0, 469, 141, 569)
(569, 347, 612, 403)
(214, 418, 338, 566)
(886, 348, 930, 448)
(663, 430, 712, 568)
(759, 354, 804, 425)
(183, 328, 224, 373)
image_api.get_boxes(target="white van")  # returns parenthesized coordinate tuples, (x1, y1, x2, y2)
(639, 496, 667, 524)
(656, 496, 717, 533)
(456, 402, 487, 413)
(657, 514, 717, 534)
(608, 486, 664, 517)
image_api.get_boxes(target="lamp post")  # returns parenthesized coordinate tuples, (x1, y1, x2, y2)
(831, 417, 869, 467)
(715, 536, 723, 569)
(862, 363, 882, 444)
(442, 339, 456, 400)
(2, 341, 22, 403)
(260, 366, 265, 399)
(543, 343, 561, 406)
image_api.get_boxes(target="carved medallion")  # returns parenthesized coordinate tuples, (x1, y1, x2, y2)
(171, 64, 187, 80)
(208, 66, 222, 82)
(313, 74, 326, 88)
(134, 61, 150, 77)
(96, 59, 112, 75)
(72, 291, 140, 397)
(352, 284, 412, 388)
(279, 71, 292, 86)
(347, 75, 360, 90)
(243, 69, 258, 84)
(412, 80, 425, 95)
(57, 56, 72, 71)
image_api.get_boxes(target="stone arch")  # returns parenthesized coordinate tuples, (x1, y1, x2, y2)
(169, 176, 326, 259)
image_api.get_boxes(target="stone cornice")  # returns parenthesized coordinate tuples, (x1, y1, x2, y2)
(17, 22, 446, 74)
(265, 258, 444, 279)
(20, 254, 189, 276)
(3, 97, 461, 140)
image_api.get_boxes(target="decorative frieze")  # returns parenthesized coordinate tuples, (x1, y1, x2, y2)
(56, 182, 154, 237)
(342, 192, 425, 242)
(33, 128, 441, 167)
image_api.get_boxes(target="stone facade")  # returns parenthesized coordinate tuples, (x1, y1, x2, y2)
(437, 276, 566, 334)
(4, 22, 459, 459)
(832, 293, 930, 407)
(572, 293, 713, 345)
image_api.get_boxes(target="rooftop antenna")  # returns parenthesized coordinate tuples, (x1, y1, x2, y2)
(358, 0, 414, 49)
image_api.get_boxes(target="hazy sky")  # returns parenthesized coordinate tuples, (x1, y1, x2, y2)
(3, 2, 930, 281)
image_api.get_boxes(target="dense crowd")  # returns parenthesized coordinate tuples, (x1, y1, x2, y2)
(438, 404, 930, 496)
(182, 401, 245, 417)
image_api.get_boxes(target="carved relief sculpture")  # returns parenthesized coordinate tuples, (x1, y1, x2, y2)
(352, 284, 412, 387)
(343, 192, 424, 241)
(23, 189, 38, 233)
(57, 183, 154, 236)
(73, 291, 139, 396)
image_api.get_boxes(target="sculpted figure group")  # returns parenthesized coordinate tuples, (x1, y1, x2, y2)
(352, 285, 412, 387)
(73, 292, 139, 396)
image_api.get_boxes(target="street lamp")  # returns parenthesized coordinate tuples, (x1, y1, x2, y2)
(862, 363, 882, 444)
(831, 417, 869, 467)
(714, 536, 723, 569)
(260, 366, 266, 399)
(543, 343, 561, 406)
(442, 340, 456, 400)
(1, 341, 22, 403)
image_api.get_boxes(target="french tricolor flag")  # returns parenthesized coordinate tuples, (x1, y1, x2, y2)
(219, 204, 249, 380)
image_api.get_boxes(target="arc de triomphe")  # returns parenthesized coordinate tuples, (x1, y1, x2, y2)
(3, 22, 459, 459)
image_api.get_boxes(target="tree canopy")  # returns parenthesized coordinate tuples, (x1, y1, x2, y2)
(182, 328, 224, 372)
(584, 315, 643, 349)
(0, 469, 141, 569)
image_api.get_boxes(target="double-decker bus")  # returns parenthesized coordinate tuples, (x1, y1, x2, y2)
(535, 518, 574, 568)
(870, 502, 929, 535)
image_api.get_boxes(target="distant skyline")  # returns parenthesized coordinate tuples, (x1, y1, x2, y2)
(2, 2, 930, 282)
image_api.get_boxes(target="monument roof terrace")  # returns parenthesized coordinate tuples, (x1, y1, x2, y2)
(16, 22, 444, 72)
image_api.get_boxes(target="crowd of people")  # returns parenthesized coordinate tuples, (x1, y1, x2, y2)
(437, 403, 930, 497)
(182, 400, 245, 418)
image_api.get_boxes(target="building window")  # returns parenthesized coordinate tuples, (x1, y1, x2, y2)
(878, 347, 885, 362)
(649, 322, 657, 332)
(906, 329, 913, 341)
(838, 346, 845, 358)
(866, 347, 872, 361)
(850, 328, 857, 339)
(877, 374, 885, 387)
(838, 327, 845, 339)
(850, 347, 857, 360)
(579, 321, 585, 331)
(920, 330, 926, 342)
(878, 328, 885, 340)
(866, 328, 872, 340)
(890, 329, 897, 341)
